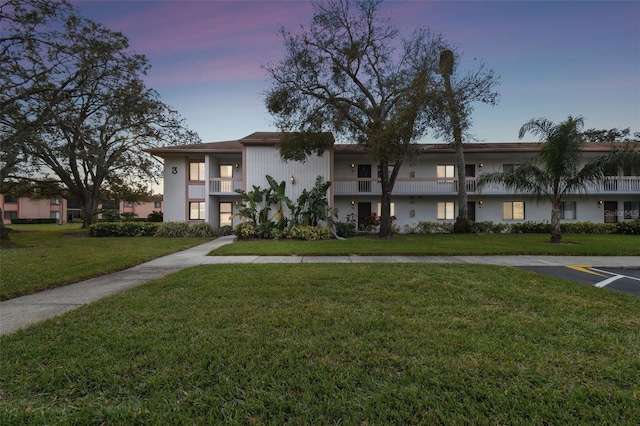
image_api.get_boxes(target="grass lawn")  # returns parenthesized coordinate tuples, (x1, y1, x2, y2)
(0, 224, 210, 300)
(211, 233, 640, 256)
(1, 264, 639, 424)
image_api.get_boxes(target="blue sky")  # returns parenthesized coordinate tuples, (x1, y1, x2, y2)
(72, 0, 639, 143)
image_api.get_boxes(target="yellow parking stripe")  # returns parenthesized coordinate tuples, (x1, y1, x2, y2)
(566, 265, 606, 277)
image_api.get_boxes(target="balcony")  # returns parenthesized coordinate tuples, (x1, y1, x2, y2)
(333, 176, 640, 196)
(209, 178, 243, 194)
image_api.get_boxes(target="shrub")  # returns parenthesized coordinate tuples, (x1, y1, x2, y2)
(120, 212, 138, 222)
(561, 222, 615, 234)
(88, 222, 159, 237)
(335, 221, 356, 238)
(415, 221, 453, 234)
(187, 223, 217, 238)
(98, 209, 121, 222)
(510, 221, 552, 234)
(470, 221, 497, 234)
(154, 222, 191, 238)
(147, 211, 163, 222)
(615, 220, 640, 235)
(282, 225, 332, 241)
(233, 222, 256, 239)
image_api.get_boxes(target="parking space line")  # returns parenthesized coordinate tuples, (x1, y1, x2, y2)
(593, 275, 625, 288)
(566, 265, 606, 277)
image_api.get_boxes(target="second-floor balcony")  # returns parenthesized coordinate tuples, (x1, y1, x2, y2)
(209, 178, 243, 194)
(332, 176, 640, 196)
(204, 176, 639, 196)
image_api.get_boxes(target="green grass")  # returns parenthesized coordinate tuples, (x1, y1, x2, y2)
(212, 233, 640, 256)
(0, 224, 210, 300)
(1, 264, 639, 424)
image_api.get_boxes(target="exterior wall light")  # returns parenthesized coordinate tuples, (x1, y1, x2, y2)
(351, 200, 355, 207)
(235, 163, 239, 169)
(290, 175, 295, 184)
(598, 199, 603, 207)
(478, 200, 483, 207)
(350, 163, 355, 170)
(479, 163, 484, 168)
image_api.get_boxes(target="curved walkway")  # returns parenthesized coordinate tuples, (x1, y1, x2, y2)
(2, 235, 638, 336)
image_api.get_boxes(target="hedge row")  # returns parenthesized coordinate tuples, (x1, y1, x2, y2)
(402, 220, 640, 235)
(88, 222, 233, 238)
(233, 223, 334, 241)
(10, 218, 57, 224)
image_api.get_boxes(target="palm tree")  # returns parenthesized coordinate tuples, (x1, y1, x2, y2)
(477, 116, 634, 243)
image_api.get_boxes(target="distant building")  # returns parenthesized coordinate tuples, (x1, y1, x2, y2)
(0, 195, 163, 224)
(145, 132, 640, 230)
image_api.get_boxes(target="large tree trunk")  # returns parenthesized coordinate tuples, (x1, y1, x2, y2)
(80, 194, 100, 229)
(378, 159, 398, 238)
(453, 140, 472, 233)
(0, 207, 9, 242)
(442, 68, 471, 234)
(550, 200, 562, 243)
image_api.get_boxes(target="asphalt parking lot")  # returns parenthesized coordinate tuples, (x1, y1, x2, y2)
(519, 265, 640, 297)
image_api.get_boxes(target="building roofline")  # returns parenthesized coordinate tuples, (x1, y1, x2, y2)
(145, 132, 636, 156)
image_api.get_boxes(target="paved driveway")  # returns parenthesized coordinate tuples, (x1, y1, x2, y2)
(519, 265, 640, 297)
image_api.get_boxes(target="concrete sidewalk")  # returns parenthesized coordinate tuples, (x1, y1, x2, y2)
(2, 235, 639, 336)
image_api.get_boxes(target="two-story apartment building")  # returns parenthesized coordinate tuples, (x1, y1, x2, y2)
(146, 132, 640, 231)
(0, 195, 164, 225)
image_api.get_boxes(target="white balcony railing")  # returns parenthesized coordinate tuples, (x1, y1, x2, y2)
(333, 176, 640, 195)
(208, 178, 243, 194)
(206, 176, 639, 195)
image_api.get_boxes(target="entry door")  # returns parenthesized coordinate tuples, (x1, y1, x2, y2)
(219, 202, 233, 227)
(358, 202, 372, 230)
(604, 201, 618, 223)
(467, 201, 476, 222)
(358, 164, 372, 192)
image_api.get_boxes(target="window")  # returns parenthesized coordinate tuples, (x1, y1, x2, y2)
(503, 202, 525, 220)
(219, 202, 233, 227)
(624, 201, 639, 220)
(50, 198, 60, 205)
(437, 202, 455, 220)
(154, 201, 161, 208)
(123, 201, 133, 207)
(189, 162, 205, 181)
(376, 203, 395, 217)
(220, 165, 233, 192)
(4, 195, 18, 203)
(437, 165, 455, 182)
(560, 201, 576, 220)
(102, 200, 119, 210)
(50, 211, 60, 219)
(189, 202, 205, 220)
(4, 211, 17, 219)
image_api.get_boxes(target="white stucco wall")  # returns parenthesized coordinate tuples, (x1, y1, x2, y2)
(162, 156, 186, 222)
(245, 146, 331, 203)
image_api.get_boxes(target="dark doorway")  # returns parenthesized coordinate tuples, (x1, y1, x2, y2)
(604, 201, 618, 223)
(358, 164, 372, 192)
(358, 202, 372, 230)
(467, 201, 476, 222)
(465, 164, 476, 192)
(465, 164, 476, 177)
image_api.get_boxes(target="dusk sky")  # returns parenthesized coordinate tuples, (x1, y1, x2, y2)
(72, 0, 639, 144)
